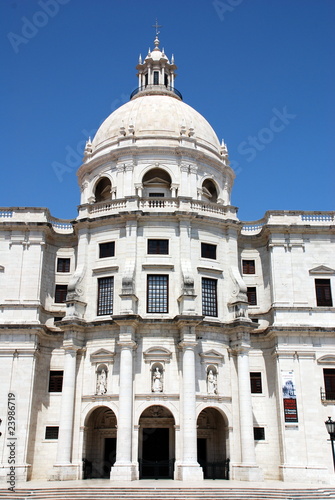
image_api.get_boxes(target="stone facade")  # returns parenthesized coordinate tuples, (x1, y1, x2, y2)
(0, 36, 334, 484)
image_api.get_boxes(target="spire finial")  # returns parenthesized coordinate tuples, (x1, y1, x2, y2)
(152, 19, 162, 48)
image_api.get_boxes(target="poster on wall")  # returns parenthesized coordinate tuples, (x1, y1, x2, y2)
(281, 370, 298, 423)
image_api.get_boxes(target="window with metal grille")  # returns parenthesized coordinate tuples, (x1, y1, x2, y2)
(247, 287, 257, 305)
(315, 279, 332, 306)
(48, 371, 63, 392)
(148, 239, 169, 255)
(99, 241, 115, 258)
(250, 372, 262, 393)
(201, 243, 217, 260)
(242, 259, 255, 274)
(97, 277, 114, 316)
(324, 369, 335, 400)
(45, 426, 59, 440)
(202, 278, 218, 317)
(57, 258, 70, 273)
(153, 71, 159, 85)
(55, 284, 68, 303)
(147, 275, 168, 313)
(253, 427, 265, 440)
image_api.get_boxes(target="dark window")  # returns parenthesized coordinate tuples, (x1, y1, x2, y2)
(99, 242, 115, 259)
(148, 239, 169, 255)
(57, 258, 70, 273)
(251, 318, 259, 324)
(315, 279, 332, 306)
(153, 71, 159, 85)
(45, 427, 59, 440)
(324, 369, 335, 400)
(48, 371, 63, 392)
(97, 277, 114, 316)
(149, 192, 164, 197)
(242, 259, 255, 274)
(55, 284, 68, 304)
(247, 287, 257, 305)
(202, 278, 218, 317)
(250, 372, 262, 393)
(147, 275, 168, 313)
(253, 427, 265, 440)
(201, 243, 217, 260)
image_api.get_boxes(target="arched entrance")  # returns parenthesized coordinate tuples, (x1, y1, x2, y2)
(138, 405, 175, 479)
(197, 407, 229, 479)
(83, 406, 117, 479)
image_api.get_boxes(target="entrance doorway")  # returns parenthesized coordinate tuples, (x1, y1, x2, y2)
(197, 407, 229, 479)
(138, 405, 175, 479)
(83, 406, 117, 478)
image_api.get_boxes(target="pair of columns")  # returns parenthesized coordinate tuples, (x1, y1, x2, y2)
(53, 326, 262, 481)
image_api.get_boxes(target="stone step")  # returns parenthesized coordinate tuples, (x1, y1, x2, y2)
(1, 488, 335, 500)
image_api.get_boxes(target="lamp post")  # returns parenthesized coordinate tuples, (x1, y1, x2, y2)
(325, 416, 335, 471)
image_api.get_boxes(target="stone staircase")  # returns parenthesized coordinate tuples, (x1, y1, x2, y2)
(1, 488, 335, 500)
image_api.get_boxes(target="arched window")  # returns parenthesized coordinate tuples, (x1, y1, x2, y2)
(142, 168, 172, 198)
(202, 179, 218, 203)
(95, 177, 112, 202)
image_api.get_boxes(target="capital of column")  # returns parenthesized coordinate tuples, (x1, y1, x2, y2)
(117, 339, 137, 350)
(230, 331, 251, 355)
(178, 340, 198, 351)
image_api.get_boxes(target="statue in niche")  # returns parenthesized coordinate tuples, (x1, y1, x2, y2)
(207, 369, 217, 395)
(97, 368, 107, 395)
(152, 366, 163, 393)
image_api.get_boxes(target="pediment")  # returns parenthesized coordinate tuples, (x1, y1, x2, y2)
(143, 346, 172, 363)
(309, 265, 335, 275)
(90, 349, 115, 364)
(199, 349, 224, 365)
(317, 355, 335, 365)
(143, 177, 170, 186)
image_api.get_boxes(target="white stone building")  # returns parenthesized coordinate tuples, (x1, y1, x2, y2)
(0, 35, 334, 485)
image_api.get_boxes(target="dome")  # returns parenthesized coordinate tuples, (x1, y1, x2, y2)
(92, 94, 222, 156)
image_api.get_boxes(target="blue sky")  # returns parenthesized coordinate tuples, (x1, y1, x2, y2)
(1, 0, 334, 222)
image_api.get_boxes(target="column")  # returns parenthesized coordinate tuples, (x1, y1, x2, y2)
(111, 320, 138, 481)
(52, 345, 79, 480)
(232, 331, 263, 481)
(178, 323, 203, 481)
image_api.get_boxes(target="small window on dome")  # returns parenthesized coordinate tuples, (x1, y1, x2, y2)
(153, 71, 159, 85)
(202, 179, 218, 203)
(95, 177, 112, 203)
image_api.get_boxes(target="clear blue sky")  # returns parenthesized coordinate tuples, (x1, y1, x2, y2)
(1, 0, 334, 222)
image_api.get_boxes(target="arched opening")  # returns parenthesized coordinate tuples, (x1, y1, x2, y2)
(202, 179, 218, 203)
(83, 406, 117, 479)
(95, 177, 112, 202)
(197, 407, 229, 479)
(142, 168, 172, 198)
(138, 405, 175, 479)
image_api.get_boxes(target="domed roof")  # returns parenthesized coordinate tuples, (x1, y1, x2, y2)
(92, 94, 221, 156)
